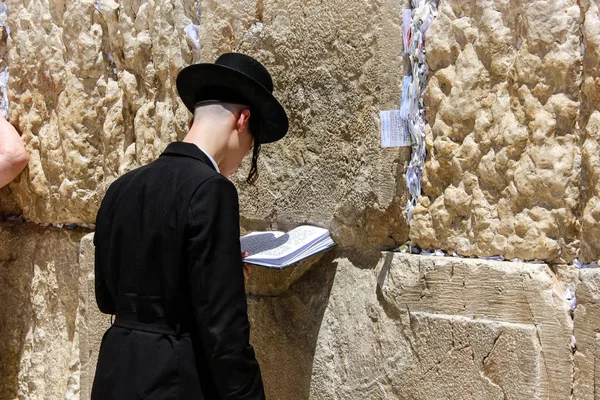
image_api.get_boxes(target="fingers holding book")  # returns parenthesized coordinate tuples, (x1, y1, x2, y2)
(241, 251, 252, 283)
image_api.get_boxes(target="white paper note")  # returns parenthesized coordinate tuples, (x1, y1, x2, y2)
(403, 9, 412, 53)
(380, 109, 410, 147)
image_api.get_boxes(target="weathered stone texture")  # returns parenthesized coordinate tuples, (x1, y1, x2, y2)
(308, 254, 575, 399)
(247, 254, 339, 400)
(0, 185, 21, 217)
(0, 222, 87, 400)
(580, 0, 600, 263)
(7, 0, 201, 224)
(411, 0, 586, 263)
(573, 268, 600, 400)
(4, 0, 600, 399)
(244, 251, 329, 296)
(75, 241, 578, 400)
(202, 0, 411, 254)
(6, 0, 413, 255)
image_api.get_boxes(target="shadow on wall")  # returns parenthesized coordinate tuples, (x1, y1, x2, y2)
(0, 223, 35, 399)
(248, 250, 339, 400)
(0, 222, 86, 400)
(0, 185, 22, 219)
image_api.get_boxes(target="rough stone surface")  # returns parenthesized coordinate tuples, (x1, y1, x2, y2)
(247, 253, 339, 400)
(0, 222, 87, 400)
(0, 186, 22, 218)
(13, 234, 596, 400)
(411, 0, 587, 263)
(580, 0, 600, 263)
(6, 0, 599, 257)
(309, 254, 574, 400)
(245, 251, 329, 296)
(7, 0, 202, 224)
(6, 0, 413, 256)
(573, 268, 600, 400)
(2, 0, 600, 399)
(75, 242, 579, 400)
(200, 0, 411, 255)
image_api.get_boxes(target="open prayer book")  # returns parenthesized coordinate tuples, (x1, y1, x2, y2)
(240, 225, 336, 269)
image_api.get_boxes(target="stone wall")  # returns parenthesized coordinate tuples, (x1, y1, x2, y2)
(0, 222, 87, 400)
(580, 0, 600, 264)
(5, 0, 201, 223)
(1, 0, 600, 399)
(75, 239, 593, 400)
(3, 0, 412, 256)
(200, 0, 411, 254)
(410, 0, 600, 264)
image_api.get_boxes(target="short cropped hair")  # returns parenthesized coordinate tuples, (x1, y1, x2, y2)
(193, 102, 261, 184)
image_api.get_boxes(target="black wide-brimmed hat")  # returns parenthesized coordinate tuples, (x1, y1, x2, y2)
(176, 53, 289, 144)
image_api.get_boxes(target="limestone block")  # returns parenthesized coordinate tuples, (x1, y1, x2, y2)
(412, 0, 584, 263)
(0, 222, 87, 400)
(392, 313, 543, 400)
(573, 268, 600, 400)
(245, 250, 330, 296)
(309, 254, 575, 400)
(247, 253, 339, 400)
(379, 254, 573, 399)
(580, 0, 600, 263)
(7, 0, 201, 223)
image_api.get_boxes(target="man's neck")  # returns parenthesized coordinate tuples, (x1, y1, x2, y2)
(183, 124, 229, 172)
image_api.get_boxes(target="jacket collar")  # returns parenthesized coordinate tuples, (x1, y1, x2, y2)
(160, 142, 218, 172)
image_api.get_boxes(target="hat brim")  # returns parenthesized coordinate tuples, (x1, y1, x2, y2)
(176, 63, 289, 144)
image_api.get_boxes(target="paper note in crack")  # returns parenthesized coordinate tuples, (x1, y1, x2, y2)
(380, 109, 410, 147)
(403, 9, 412, 52)
(0, 68, 8, 120)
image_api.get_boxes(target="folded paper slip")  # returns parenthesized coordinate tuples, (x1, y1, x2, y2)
(240, 225, 336, 269)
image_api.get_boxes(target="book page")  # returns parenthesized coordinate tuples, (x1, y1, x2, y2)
(242, 225, 329, 262)
(240, 231, 286, 256)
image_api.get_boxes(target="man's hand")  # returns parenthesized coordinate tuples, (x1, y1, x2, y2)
(241, 252, 252, 283)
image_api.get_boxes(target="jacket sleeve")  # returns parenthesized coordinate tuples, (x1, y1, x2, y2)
(186, 176, 265, 400)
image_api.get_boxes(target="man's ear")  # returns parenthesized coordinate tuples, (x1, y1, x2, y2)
(236, 109, 251, 133)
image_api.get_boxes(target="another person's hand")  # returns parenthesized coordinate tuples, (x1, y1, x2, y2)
(0, 114, 29, 188)
(241, 252, 252, 283)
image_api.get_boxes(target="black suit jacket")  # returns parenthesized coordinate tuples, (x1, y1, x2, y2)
(92, 142, 265, 399)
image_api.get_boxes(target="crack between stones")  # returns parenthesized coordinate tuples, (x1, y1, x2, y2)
(401, 304, 422, 363)
(574, 0, 588, 265)
(568, 3, 587, 397)
(479, 330, 507, 399)
(522, 274, 553, 397)
(482, 329, 504, 366)
(256, 0, 264, 23)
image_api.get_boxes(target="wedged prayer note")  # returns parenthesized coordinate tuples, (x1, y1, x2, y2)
(380, 109, 411, 147)
(240, 225, 336, 269)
